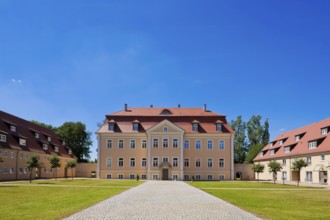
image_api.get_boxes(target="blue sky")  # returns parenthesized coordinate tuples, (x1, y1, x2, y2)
(1, 1, 329, 160)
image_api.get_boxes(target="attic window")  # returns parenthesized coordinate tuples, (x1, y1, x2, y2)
(62, 140, 65, 145)
(308, 141, 317, 149)
(270, 150, 275, 155)
(108, 123, 115, 131)
(163, 126, 168, 132)
(19, 138, 26, 146)
(279, 140, 284, 145)
(48, 137, 52, 142)
(192, 124, 198, 131)
(68, 149, 72, 155)
(0, 134, 6, 142)
(160, 109, 172, 115)
(295, 135, 300, 142)
(216, 124, 222, 131)
(284, 146, 290, 153)
(259, 152, 264, 157)
(10, 125, 16, 132)
(321, 128, 328, 135)
(54, 146, 59, 152)
(43, 144, 48, 150)
(133, 123, 139, 131)
(35, 133, 40, 138)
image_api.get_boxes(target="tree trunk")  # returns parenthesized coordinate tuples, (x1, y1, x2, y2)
(71, 167, 73, 180)
(29, 169, 32, 183)
(297, 170, 300, 186)
(257, 173, 259, 183)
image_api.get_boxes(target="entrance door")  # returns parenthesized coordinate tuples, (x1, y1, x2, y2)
(162, 169, 169, 180)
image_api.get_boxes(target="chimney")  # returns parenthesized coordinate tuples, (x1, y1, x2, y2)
(178, 104, 181, 108)
(124, 103, 128, 111)
(150, 104, 153, 108)
(203, 104, 207, 112)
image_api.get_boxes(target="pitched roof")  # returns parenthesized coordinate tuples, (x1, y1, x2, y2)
(254, 118, 330, 161)
(97, 107, 234, 134)
(0, 111, 74, 158)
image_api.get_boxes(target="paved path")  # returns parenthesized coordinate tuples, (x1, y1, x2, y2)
(65, 181, 260, 220)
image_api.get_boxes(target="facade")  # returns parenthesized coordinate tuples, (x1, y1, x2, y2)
(0, 111, 75, 181)
(96, 105, 235, 181)
(254, 118, 330, 184)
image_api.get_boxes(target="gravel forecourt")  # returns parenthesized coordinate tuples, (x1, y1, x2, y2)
(65, 181, 261, 220)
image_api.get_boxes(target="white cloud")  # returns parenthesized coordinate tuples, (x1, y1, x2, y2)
(11, 78, 22, 84)
(279, 128, 286, 131)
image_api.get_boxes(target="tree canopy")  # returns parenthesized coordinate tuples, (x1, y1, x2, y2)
(48, 155, 61, 181)
(268, 160, 282, 184)
(26, 155, 40, 183)
(292, 158, 308, 186)
(252, 163, 265, 182)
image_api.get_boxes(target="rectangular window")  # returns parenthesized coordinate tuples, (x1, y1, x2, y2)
(207, 140, 213, 149)
(308, 141, 317, 149)
(106, 158, 112, 167)
(207, 158, 213, 168)
(163, 126, 168, 132)
(163, 138, 168, 148)
(153, 158, 159, 167)
(270, 150, 275, 156)
(306, 171, 312, 182)
(4, 167, 8, 174)
(130, 158, 135, 167)
(219, 175, 225, 181)
(129, 174, 135, 179)
(54, 146, 59, 152)
(172, 175, 178, 180)
(35, 133, 39, 138)
(259, 152, 264, 157)
(195, 140, 201, 149)
(19, 138, 26, 146)
(219, 140, 224, 150)
(279, 140, 283, 145)
(141, 174, 147, 180)
(195, 175, 201, 180)
(173, 138, 178, 148)
(108, 123, 114, 131)
(118, 158, 124, 167)
(284, 147, 290, 153)
(307, 156, 312, 164)
(321, 155, 325, 161)
(295, 135, 300, 142)
(10, 125, 16, 132)
(152, 174, 158, 180)
(0, 134, 6, 142)
(195, 158, 201, 167)
(192, 124, 198, 131)
(130, 140, 136, 149)
(141, 140, 147, 148)
(43, 144, 48, 150)
(184, 140, 189, 149)
(184, 175, 190, 181)
(107, 140, 112, 149)
(48, 137, 51, 142)
(10, 151, 14, 159)
(106, 174, 112, 179)
(153, 138, 159, 148)
(282, 159, 286, 166)
(142, 158, 147, 167)
(118, 174, 124, 179)
(216, 124, 222, 131)
(118, 140, 124, 149)
(173, 158, 178, 167)
(68, 149, 72, 155)
(163, 157, 169, 163)
(10, 167, 14, 174)
(207, 175, 213, 180)
(282, 171, 287, 181)
(219, 159, 224, 168)
(321, 128, 328, 135)
(133, 123, 139, 131)
(19, 168, 24, 174)
(184, 158, 189, 167)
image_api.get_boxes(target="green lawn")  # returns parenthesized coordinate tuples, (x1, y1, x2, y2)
(0, 179, 142, 220)
(190, 181, 330, 220)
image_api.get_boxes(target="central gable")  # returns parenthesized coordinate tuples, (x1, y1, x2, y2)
(146, 119, 185, 134)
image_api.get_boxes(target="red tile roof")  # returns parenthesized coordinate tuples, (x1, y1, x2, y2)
(254, 118, 330, 161)
(0, 111, 74, 158)
(98, 107, 234, 134)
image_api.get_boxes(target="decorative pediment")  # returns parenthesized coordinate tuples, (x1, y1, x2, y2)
(146, 119, 184, 133)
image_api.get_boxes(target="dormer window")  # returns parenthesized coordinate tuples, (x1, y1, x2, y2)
(279, 140, 283, 145)
(62, 140, 65, 145)
(48, 136, 51, 142)
(308, 141, 317, 149)
(19, 138, 26, 146)
(192, 124, 198, 131)
(295, 135, 300, 142)
(284, 146, 290, 153)
(0, 134, 6, 142)
(163, 126, 168, 132)
(54, 146, 59, 152)
(10, 125, 16, 132)
(108, 123, 115, 131)
(133, 123, 139, 131)
(35, 133, 39, 138)
(321, 128, 328, 135)
(216, 124, 222, 131)
(43, 143, 48, 150)
(160, 109, 172, 115)
(259, 152, 264, 157)
(68, 149, 72, 155)
(270, 150, 275, 155)
(270, 142, 273, 147)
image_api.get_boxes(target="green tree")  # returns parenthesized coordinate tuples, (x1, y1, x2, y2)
(57, 122, 92, 162)
(292, 158, 308, 186)
(245, 143, 264, 164)
(268, 160, 282, 184)
(48, 156, 61, 181)
(30, 120, 57, 132)
(262, 119, 270, 146)
(252, 163, 265, 183)
(65, 160, 77, 180)
(26, 155, 40, 183)
(230, 116, 247, 163)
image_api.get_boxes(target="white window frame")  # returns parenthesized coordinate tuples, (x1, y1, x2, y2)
(195, 140, 201, 149)
(184, 174, 190, 181)
(270, 150, 275, 156)
(35, 133, 39, 138)
(10, 125, 16, 132)
(142, 158, 147, 167)
(282, 159, 286, 166)
(48, 137, 51, 142)
(184, 158, 189, 167)
(118, 140, 124, 149)
(172, 157, 178, 167)
(207, 158, 213, 168)
(282, 171, 287, 181)
(207, 174, 213, 180)
(195, 174, 201, 180)
(19, 138, 26, 146)
(284, 146, 290, 153)
(129, 174, 135, 179)
(219, 175, 225, 181)
(163, 138, 168, 148)
(106, 157, 112, 167)
(153, 157, 159, 167)
(172, 174, 178, 181)
(108, 123, 114, 131)
(295, 136, 300, 142)
(259, 152, 264, 157)
(162, 157, 169, 163)
(130, 139, 136, 149)
(118, 174, 124, 179)
(195, 158, 201, 168)
(279, 140, 283, 145)
(152, 174, 158, 180)
(184, 140, 189, 149)
(321, 155, 325, 161)
(133, 123, 139, 131)
(11, 151, 14, 159)
(153, 138, 159, 148)
(192, 123, 198, 131)
(54, 146, 59, 152)
(130, 158, 135, 167)
(141, 140, 147, 148)
(173, 138, 178, 148)
(43, 143, 48, 150)
(219, 140, 225, 150)
(106, 174, 112, 179)
(306, 171, 312, 182)
(216, 123, 222, 131)
(308, 141, 317, 149)
(207, 140, 213, 150)
(321, 128, 328, 135)
(141, 174, 147, 180)
(163, 126, 168, 132)
(306, 156, 312, 165)
(219, 159, 224, 168)
(107, 140, 112, 149)
(0, 134, 6, 142)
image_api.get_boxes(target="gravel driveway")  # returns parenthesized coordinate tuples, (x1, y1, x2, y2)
(65, 181, 260, 220)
